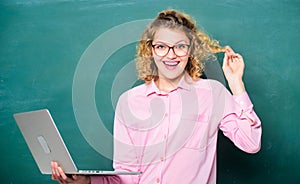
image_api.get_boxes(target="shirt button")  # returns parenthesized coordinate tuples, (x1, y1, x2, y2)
(156, 178, 160, 183)
(160, 157, 164, 161)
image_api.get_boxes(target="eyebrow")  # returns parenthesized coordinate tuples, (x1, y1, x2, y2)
(152, 40, 190, 45)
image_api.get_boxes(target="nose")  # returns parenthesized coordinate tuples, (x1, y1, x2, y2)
(166, 48, 177, 59)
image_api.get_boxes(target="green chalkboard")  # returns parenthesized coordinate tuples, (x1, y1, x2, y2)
(1, 0, 299, 183)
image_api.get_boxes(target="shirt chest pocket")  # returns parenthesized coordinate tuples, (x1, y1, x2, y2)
(183, 114, 210, 150)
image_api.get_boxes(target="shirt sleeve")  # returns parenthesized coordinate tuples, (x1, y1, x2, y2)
(90, 176, 120, 184)
(111, 116, 141, 184)
(90, 92, 141, 184)
(219, 90, 262, 153)
(112, 92, 141, 183)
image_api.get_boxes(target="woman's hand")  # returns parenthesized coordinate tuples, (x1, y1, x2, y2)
(51, 161, 91, 184)
(222, 46, 246, 95)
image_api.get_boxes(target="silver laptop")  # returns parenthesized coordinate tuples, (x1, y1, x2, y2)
(14, 109, 141, 175)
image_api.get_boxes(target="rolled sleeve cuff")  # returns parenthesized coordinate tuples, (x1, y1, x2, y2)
(233, 91, 253, 110)
(233, 92, 258, 126)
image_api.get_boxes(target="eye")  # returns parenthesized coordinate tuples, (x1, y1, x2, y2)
(176, 44, 188, 49)
(154, 44, 166, 50)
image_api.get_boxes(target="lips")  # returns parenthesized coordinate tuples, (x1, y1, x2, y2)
(163, 61, 180, 66)
(162, 61, 180, 70)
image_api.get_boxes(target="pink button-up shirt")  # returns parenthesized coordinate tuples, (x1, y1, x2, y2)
(91, 75, 262, 184)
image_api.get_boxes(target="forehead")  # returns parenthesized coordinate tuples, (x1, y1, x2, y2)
(153, 28, 189, 44)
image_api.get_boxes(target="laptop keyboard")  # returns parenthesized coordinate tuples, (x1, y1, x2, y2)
(78, 170, 104, 174)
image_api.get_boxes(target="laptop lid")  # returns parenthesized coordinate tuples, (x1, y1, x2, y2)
(13, 109, 141, 175)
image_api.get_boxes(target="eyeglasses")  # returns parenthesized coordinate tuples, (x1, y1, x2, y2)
(152, 42, 190, 57)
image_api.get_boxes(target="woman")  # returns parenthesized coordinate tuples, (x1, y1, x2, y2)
(52, 9, 262, 184)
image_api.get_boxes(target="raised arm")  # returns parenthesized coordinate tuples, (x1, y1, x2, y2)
(222, 46, 246, 96)
(219, 46, 262, 153)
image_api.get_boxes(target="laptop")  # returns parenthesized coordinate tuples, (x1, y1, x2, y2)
(13, 109, 141, 175)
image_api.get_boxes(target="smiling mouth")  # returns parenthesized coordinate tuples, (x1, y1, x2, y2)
(163, 61, 180, 66)
(162, 61, 180, 71)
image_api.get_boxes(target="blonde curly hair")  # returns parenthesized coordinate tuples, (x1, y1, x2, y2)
(136, 9, 225, 83)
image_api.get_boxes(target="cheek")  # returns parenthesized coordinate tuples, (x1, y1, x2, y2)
(180, 56, 189, 66)
(153, 55, 163, 65)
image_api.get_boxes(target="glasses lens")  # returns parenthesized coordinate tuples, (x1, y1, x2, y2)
(174, 44, 189, 56)
(152, 43, 189, 57)
(153, 44, 168, 56)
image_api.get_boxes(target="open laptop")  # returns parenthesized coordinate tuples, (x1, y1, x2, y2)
(13, 109, 141, 175)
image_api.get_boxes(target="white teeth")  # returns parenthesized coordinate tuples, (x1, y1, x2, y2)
(163, 61, 179, 66)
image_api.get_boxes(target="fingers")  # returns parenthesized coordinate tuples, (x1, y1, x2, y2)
(230, 55, 240, 63)
(225, 46, 239, 59)
(51, 161, 58, 180)
(223, 46, 244, 65)
(72, 174, 78, 180)
(58, 166, 69, 180)
(51, 161, 74, 183)
(222, 46, 245, 78)
(225, 45, 234, 53)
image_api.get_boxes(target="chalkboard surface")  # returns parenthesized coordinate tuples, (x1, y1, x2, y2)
(1, 0, 299, 183)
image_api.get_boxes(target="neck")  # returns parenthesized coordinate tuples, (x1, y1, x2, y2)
(155, 73, 185, 92)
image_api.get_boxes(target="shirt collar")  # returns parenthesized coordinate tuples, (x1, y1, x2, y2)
(145, 73, 193, 96)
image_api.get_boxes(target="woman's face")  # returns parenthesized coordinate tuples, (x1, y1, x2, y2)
(152, 28, 190, 82)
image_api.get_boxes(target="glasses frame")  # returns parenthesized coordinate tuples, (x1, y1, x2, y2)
(151, 42, 190, 57)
